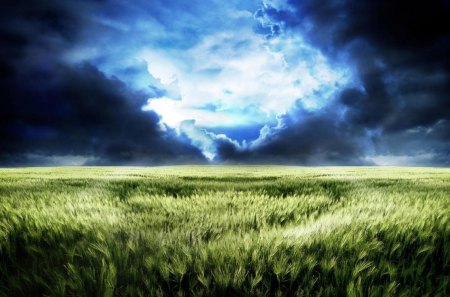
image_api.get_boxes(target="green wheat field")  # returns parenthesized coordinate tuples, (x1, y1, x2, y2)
(0, 166, 449, 296)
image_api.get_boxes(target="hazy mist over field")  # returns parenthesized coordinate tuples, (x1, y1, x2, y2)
(1, 0, 449, 165)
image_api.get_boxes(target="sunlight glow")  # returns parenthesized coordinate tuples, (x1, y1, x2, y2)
(141, 29, 352, 158)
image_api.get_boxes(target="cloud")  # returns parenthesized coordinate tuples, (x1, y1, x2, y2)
(144, 29, 351, 118)
(0, 0, 205, 166)
(1, 0, 449, 166)
(0, 61, 206, 166)
(214, 99, 372, 165)
(141, 27, 352, 159)
(215, 0, 450, 166)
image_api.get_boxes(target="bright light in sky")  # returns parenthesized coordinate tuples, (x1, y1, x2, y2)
(3, 0, 449, 166)
(61, 0, 355, 160)
(141, 26, 351, 158)
(143, 32, 349, 125)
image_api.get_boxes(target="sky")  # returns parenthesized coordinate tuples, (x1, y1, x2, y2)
(1, 0, 449, 166)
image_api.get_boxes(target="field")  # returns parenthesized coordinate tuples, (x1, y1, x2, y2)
(0, 166, 449, 296)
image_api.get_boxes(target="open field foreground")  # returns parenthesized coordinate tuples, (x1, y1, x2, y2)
(0, 166, 449, 296)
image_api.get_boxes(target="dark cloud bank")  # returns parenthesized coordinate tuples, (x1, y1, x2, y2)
(1, 0, 449, 166)
(0, 0, 205, 166)
(217, 0, 450, 166)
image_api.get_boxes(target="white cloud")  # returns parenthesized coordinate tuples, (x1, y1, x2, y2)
(143, 96, 252, 128)
(139, 23, 352, 157)
(142, 30, 350, 125)
(144, 51, 181, 85)
(262, 0, 294, 11)
(178, 120, 239, 160)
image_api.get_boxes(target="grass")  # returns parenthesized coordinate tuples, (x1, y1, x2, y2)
(0, 166, 449, 296)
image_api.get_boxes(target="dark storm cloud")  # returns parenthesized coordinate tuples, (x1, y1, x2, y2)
(294, 0, 450, 133)
(2, 0, 449, 166)
(214, 100, 372, 165)
(0, 0, 205, 166)
(216, 0, 450, 165)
